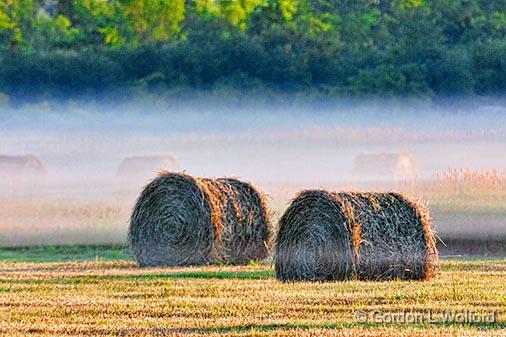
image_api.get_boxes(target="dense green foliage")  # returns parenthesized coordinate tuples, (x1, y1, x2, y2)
(0, 0, 505, 103)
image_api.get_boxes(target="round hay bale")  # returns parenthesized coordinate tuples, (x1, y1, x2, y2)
(128, 172, 271, 267)
(275, 190, 438, 281)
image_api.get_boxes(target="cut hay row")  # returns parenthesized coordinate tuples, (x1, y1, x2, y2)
(275, 190, 438, 281)
(128, 172, 272, 267)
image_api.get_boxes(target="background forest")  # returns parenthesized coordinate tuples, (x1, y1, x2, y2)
(0, 0, 505, 104)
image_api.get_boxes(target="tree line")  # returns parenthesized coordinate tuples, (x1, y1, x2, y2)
(0, 0, 505, 104)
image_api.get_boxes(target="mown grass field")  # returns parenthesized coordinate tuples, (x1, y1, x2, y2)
(0, 247, 504, 336)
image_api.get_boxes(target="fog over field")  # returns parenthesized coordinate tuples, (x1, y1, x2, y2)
(2, 102, 506, 184)
(1, 100, 506, 247)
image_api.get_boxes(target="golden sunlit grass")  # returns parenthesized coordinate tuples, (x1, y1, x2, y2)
(407, 169, 506, 214)
(0, 259, 504, 336)
(403, 169, 506, 242)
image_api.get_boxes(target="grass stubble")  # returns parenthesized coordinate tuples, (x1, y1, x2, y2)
(0, 256, 504, 336)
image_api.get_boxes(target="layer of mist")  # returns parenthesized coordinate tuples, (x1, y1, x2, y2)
(1, 99, 505, 247)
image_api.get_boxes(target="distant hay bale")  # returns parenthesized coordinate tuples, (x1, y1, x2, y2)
(0, 155, 46, 176)
(0, 155, 46, 194)
(353, 152, 419, 180)
(128, 172, 272, 267)
(116, 155, 180, 184)
(275, 190, 438, 282)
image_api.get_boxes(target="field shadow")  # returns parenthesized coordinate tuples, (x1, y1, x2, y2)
(88, 269, 274, 281)
(139, 270, 274, 280)
(0, 270, 274, 284)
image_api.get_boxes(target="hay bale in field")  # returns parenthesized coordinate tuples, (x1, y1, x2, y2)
(353, 152, 419, 181)
(0, 155, 46, 176)
(127, 172, 271, 267)
(275, 190, 437, 282)
(116, 155, 180, 184)
(0, 155, 46, 194)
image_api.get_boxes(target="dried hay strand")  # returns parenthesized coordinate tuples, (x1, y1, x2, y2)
(275, 190, 438, 281)
(128, 172, 271, 267)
